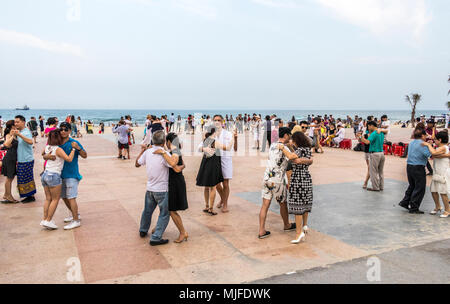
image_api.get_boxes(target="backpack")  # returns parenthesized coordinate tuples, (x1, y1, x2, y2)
(354, 143, 363, 152)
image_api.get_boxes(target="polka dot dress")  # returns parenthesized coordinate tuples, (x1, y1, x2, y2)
(288, 147, 313, 215)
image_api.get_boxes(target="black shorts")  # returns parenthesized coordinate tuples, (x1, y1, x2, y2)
(118, 142, 129, 149)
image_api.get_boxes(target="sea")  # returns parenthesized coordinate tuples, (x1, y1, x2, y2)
(0, 109, 447, 125)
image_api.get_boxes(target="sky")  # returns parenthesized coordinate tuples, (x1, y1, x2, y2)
(0, 0, 449, 111)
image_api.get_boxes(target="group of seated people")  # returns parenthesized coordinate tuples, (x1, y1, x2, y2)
(310, 118, 347, 151)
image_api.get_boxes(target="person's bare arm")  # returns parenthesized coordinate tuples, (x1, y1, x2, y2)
(215, 136, 234, 151)
(292, 158, 313, 165)
(358, 133, 370, 145)
(154, 149, 179, 167)
(280, 146, 298, 160)
(3, 134, 14, 148)
(135, 147, 146, 168)
(434, 153, 450, 159)
(71, 142, 87, 159)
(16, 131, 33, 145)
(422, 142, 446, 157)
(173, 164, 185, 173)
(56, 147, 76, 162)
(286, 170, 292, 189)
(42, 149, 57, 161)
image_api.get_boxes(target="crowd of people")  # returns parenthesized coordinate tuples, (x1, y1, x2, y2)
(1, 111, 449, 248)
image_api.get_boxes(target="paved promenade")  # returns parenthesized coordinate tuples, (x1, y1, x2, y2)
(1, 128, 449, 284)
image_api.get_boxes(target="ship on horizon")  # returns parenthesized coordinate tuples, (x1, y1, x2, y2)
(15, 105, 30, 110)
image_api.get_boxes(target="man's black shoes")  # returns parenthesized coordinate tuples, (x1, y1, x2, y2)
(409, 209, 424, 214)
(399, 203, 410, 210)
(150, 239, 169, 246)
(21, 196, 36, 203)
(139, 231, 148, 238)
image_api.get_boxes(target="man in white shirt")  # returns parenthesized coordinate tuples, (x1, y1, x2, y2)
(169, 113, 175, 132)
(358, 118, 364, 133)
(136, 130, 172, 246)
(333, 124, 346, 147)
(380, 115, 391, 141)
(112, 120, 132, 159)
(213, 115, 235, 213)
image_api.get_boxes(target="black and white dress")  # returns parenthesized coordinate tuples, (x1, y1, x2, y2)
(196, 137, 224, 187)
(288, 147, 313, 215)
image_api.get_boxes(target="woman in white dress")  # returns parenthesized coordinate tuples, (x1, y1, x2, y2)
(251, 116, 261, 149)
(423, 131, 450, 218)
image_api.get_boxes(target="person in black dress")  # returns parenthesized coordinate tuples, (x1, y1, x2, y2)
(153, 133, 189, 243)
(196, 127, 231, 216)
(1, 120, 19, 203)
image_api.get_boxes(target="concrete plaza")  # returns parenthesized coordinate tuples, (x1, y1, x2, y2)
(1, 127, 449, 284)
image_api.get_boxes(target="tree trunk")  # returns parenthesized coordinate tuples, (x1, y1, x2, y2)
(411, 108, 416, 128)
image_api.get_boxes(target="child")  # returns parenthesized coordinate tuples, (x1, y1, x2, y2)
(99, 122, 105, 134)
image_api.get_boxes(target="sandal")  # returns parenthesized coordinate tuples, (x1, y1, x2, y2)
(258, 231, 271, 239)
(203, 208, 209, 213)
(284, 223, 297, 232)
(207, 209, 217, 216)
(1, 199, 19, 204)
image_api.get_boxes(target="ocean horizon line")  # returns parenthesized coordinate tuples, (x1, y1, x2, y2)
(0, 108, 447, 112)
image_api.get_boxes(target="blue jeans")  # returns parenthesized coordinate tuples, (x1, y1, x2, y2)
(61, 178, 79, 199)
(41, 171, 62, 187)
(139, 191, 169, 242)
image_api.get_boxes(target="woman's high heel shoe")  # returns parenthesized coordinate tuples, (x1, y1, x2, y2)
(430, 208, 443, 215)
(291, 232, 306, 244)
(174, 233, 189, 243)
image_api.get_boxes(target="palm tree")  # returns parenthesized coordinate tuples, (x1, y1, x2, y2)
(447, 75, 450, 110)
(405, 93, 422, 128)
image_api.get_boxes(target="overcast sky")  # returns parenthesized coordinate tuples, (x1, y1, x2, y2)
(0, 0, 449, 110)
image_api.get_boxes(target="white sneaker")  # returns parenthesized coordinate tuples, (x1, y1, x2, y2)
(40, 220, 45, 226)
(64, 220, 81, 230)
(43, 220, 58, 230)
(64, 214, 81, 223)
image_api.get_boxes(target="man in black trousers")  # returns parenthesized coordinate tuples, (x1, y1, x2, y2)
(399, 129, 431, 214)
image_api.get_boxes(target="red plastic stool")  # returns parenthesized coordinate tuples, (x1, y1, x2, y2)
(394, 145, 405, 156)
(339, 139, 352, 150)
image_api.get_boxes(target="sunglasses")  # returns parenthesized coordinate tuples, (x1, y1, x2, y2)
(60, 128, 70, 132)
(214, 120, 222, 122)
